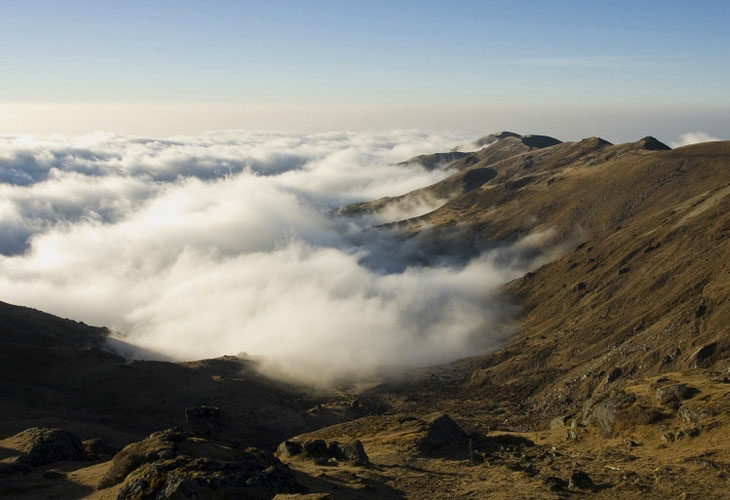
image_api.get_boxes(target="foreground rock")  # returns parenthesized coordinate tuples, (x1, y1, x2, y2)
(117, 454, 302, 500)
(98, 427, 184, 489)
(96, 427, 304, 499)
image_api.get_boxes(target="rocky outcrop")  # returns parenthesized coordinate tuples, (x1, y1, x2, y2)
(117, 454, 302, 500)
(9, 427, 85, 467)
(98, 427, 184, 489)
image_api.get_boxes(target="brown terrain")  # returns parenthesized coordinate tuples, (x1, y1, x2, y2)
(2, 132, 730, 499)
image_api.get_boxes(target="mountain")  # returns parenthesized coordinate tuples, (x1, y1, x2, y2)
(338, 131, 562, 217)
(2, 134, 730, 499)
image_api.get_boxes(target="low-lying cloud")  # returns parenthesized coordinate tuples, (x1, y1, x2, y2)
(0, 130, 558, 385)
(669, 130, 721, 148)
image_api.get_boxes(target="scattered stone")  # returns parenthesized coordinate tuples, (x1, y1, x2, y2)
(662, 432, 676, 443)
(9, 427, 85, 467)
(565, 428, 579, 441)
(273, 494, 334, 500)
(185, 405, 225, 438)
(624, 438, 640, 448)
(569, 469, 595, 490)
(574, 282, 587, 291)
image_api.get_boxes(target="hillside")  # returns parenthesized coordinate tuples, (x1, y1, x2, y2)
(2, 133, 730, 499)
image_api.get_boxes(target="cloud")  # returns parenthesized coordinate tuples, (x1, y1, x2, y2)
(0, 130, 561, 385)
(669, 130, 721, 148)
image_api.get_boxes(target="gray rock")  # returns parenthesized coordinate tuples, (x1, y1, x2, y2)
(10, 427, 85, 467)
(582, 391, 636, 437)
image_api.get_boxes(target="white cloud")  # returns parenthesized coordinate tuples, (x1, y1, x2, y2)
(669, 130, 721, 148)
(0, 130, 560, 385)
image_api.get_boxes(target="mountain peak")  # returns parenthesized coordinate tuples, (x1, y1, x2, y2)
(637, 136, 671, 150)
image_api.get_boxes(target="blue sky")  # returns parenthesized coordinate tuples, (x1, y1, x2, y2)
(1, 0, 728, 139)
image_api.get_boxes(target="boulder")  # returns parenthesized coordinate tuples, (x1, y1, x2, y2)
(569, 470, 595, 490)
(276, 440, 303, 458)
(9, 427, 85, 467)
(302, 439, 328, 458)
(329, 440, 369, 466)
(582, 391, 636, 436)
(417, 413, 467, 453)
(654, 383, 698, 409)
(185, 405, 226, 438)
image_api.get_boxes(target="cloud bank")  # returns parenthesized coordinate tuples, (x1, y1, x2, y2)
(0, 130, 557, 385)
(669, 130, 721, 148)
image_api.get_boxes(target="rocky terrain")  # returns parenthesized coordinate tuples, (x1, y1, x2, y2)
(2, 131, 730, 499)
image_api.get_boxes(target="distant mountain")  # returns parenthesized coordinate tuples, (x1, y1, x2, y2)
(339, 131, 563, 217)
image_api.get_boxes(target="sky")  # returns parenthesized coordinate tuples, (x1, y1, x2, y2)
(1, 0, 729, 141)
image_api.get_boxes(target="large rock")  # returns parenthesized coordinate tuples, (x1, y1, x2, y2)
(329, 440, 369, 466)
(98, 427, 184, 489)
(276, 440, 303, 458)
(654, 383, 698, 409)
(117, 454, 303, 500)
(417, 413, 467, 454)
(9, 427, 85, 466)
(582, 391, 637, 437)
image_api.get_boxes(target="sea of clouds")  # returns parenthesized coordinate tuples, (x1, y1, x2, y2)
(0, 130, 560, 385)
